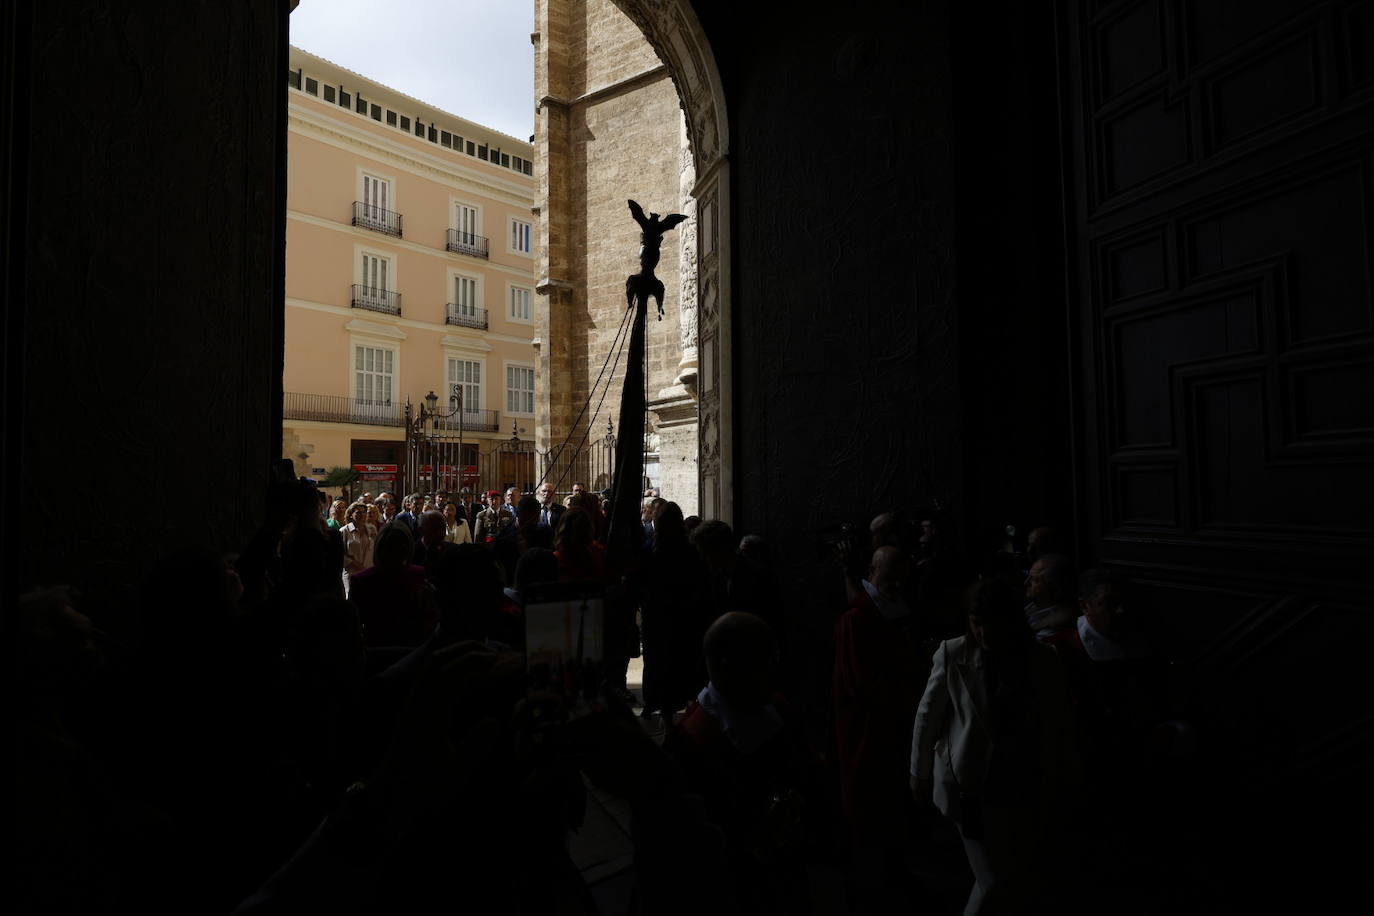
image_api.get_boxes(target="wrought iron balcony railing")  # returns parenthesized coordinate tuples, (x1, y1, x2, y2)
(451, 408, 501, 432)
(284, 392, 404, 426)
(351, 284, 401, 315)
(446, 303, 489, 330)
(352, 201, 403, 237)
(282, 392, 502, 432)
(421, 408, 504, 433)
(446, 229, 489, 259)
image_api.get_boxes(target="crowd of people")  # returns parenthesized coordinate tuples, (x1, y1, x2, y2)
(16, 467, 1201, 915)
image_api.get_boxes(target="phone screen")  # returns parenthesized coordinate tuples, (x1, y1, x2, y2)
(523, 582, 606, 716)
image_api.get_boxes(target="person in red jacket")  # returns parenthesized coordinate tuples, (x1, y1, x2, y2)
(665, 612, 823, 912)
(833, 544, 925, 908)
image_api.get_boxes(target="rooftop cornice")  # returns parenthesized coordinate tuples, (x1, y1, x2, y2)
(288, 104, 535, 206)
(289, 45, 532, 150)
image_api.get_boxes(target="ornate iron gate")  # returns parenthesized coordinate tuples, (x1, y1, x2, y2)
(539, 420, 619, 497)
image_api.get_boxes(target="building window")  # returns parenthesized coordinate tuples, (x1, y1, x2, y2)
(454, 135, 464, 151)
(448, 358, 481, 414)
(428, 125, 438, 142)
(510, 219, 532, 255)
(356, 95, 367, 114)
(441, 130, 452, 148)
(400, 115, 410, 131)
(386, 109, 397, 126)
(509, 286, 531, 321)
(500, 153, 510, 168)
(466, 140, 475, 156)
(370, 103, 382, 121)
(355, 345, 395, 407)
(506, 365, 534, 415)
(340, 89, 351, 108)
(361, 173, 391, 222)
(454, 275, 478, 318)
(305, 77, 318, 96)
(324, 85, 336, 103)
(360, 251, 391, 298)
(455, 202, 478, 239)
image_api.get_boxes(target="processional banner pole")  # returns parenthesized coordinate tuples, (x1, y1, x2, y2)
(605, 199, 686, 577)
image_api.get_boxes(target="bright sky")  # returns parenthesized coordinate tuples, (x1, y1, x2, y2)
(290, 0, 535, 141)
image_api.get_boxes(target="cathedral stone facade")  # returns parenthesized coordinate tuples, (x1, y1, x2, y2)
(533, 0, 699, 514)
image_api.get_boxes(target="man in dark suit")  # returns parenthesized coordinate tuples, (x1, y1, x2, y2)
(535, 481, 565, 532)
(394, 493, 422, 536)
(454, 486, 479, 537)
(411, 510, 460, 580)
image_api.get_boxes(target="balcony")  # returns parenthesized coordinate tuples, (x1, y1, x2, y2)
(352, 201, 403, 237)
(447, 408, 501, 432)
(351, 284, 401, 315)
(446, 303, 488, 330)
(283, 392, 502, 432)
(284, 392, 404, 427)
(446, 229, 489, 259)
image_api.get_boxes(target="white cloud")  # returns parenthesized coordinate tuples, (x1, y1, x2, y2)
(290, 0, 535, 140)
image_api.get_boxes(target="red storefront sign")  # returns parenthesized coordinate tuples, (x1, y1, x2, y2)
(354, 463, 397, 483)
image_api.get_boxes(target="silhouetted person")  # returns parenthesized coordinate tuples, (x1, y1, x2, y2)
(638, 502, 712, 717)
(411, 510, 460, 583)
(665, 612, 821, 912)
(692, 519, 778, 630)
(1024, 553, 1078, 650)
(348, 522, 436, 648)
(554, 506, 605, 582)
(911, 577, 1081, 915)
(833, 545, 925, 910)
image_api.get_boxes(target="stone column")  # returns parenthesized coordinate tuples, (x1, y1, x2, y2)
(646, 112, 700, 516)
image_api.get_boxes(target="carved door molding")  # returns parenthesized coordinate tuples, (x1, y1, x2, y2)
(614, 0, 733, 523)
(1060, 0, 1374, 651)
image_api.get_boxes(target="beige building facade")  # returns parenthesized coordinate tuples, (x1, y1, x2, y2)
(282, 46, 540, 499)
(534, 0, 701, 515)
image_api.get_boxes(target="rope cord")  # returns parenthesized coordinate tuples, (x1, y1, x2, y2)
(551, 304, 635, 494)
(548, 300, 635, 492)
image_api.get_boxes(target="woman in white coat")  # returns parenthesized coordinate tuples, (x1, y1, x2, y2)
(910, 576, 1081, 915)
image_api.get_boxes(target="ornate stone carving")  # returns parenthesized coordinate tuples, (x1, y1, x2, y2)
(677, 114, 699, 387)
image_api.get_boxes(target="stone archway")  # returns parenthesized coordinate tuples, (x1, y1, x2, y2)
(609, 0, 731, 523)
(535, 0, 732, 523)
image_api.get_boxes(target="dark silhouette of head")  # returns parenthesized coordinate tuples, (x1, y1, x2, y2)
(653, 502, 686, 551)
(703, 611, 778, 709)
(967, 575, 1033, 652)
(516, 495, 541, 527)
(691, 519, 736, 571)
(1026, 526, 1063, 563)
(1078, 567, 1127, 637)
(1026, 553, 1075, 608)
(373, 521, 414, 570)
(555, 507, 594, 555)
(418, 510, 447, 547)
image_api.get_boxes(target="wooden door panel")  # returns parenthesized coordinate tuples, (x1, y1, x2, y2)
(1063, 0, 1374, 658)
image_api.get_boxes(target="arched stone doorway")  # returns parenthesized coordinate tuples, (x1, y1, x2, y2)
(534, 0, 732, 522)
